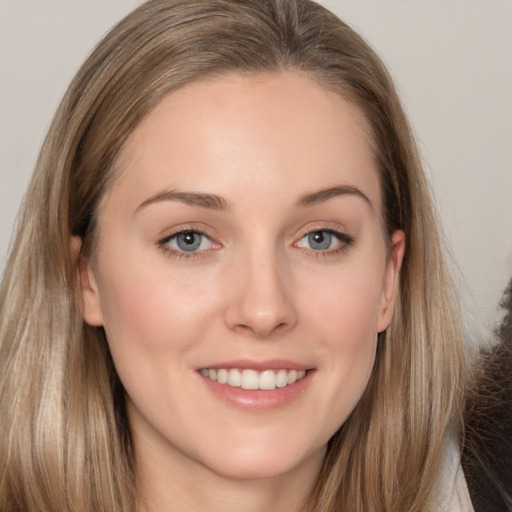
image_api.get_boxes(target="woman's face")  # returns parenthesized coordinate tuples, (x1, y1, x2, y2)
(79, 72, 404, 482)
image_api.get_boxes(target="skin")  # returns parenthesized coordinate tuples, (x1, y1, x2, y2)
(78, 72, 405, 512)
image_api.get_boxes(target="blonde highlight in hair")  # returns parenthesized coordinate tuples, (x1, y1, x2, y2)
(0, 1, 466, 510)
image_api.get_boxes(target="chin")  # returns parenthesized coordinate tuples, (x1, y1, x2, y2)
(195, 441, 326, 482)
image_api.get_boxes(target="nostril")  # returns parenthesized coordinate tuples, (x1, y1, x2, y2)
(231, 320, 290, 339)
(222, 269, 299, 337)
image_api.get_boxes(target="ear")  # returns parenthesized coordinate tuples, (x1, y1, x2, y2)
(70, 236, 104, 327)
(377, 230, 405, 333)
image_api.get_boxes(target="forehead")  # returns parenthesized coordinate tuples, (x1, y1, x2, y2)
(107, 71, 381, 213)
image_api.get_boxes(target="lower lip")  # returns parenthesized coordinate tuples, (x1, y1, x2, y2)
(199, 370, 315, 411)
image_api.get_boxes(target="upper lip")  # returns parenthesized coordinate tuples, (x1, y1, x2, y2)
(197, 359, 313, 372)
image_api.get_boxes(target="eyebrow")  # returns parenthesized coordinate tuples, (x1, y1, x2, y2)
(136, 184, 371, 214)
(136, 189, 231, 213)
(294, 185, 372, 209)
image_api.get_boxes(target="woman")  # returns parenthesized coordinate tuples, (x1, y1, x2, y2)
(0, 0, 471, 510)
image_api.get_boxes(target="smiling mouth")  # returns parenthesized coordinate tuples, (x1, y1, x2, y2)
(199, 368, 308, 391)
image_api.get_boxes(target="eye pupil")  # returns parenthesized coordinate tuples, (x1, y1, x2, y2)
(312, 232, 324, 243)
(308, 231, 332, 250)
(183, 233, 195, 244)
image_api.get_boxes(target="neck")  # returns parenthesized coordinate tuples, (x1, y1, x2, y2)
(135, 431, 323, 512)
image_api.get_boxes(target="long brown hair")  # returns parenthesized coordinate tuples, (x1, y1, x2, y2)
(0, 1, 466, 510)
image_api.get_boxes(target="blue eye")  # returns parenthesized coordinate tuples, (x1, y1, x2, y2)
(296, 229, 352, 252)
(307, 231, 333, 250)
(168, 231, 213, 252)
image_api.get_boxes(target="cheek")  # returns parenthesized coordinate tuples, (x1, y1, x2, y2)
(299, 260, 384, 414)
(319, 279, 380, 380)
(94, 264, 220, 419)
(96, 261, 218, 362)
(306, 260, 385, 340)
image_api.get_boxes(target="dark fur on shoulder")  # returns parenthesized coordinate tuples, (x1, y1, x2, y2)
(462, 279, 512, 511)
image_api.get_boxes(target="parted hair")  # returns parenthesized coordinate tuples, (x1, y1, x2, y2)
(0, 1, 467, 510)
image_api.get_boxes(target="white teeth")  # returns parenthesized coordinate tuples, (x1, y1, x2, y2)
(259, 370, 277, 390)
(241, 369, 259, 390)
(275, 369, 288, 388)
(227, 368, 241, 387)
(217, 368, 228, 384)
(200, 367, 308, 390)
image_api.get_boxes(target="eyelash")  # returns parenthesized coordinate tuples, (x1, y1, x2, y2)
(157, 227, 355, 260)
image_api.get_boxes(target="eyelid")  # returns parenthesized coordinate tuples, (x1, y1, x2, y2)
(157, 222, 219, 243)
(293, 223, 353, 241)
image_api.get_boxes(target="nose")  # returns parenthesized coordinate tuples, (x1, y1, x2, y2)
(223, 251, 298, 339)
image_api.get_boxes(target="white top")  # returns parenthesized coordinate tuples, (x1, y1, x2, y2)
(431, 437, 474, 511)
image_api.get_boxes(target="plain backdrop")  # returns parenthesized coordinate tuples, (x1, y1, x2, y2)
(1, 0, 511, 344)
